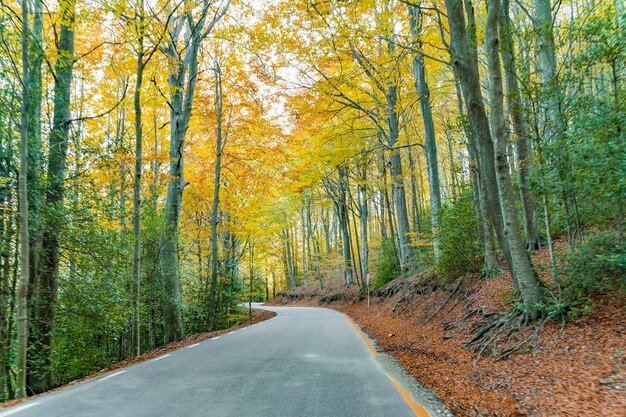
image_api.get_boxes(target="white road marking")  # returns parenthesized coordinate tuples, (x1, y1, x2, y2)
(150, 353, 171, 362)
(212, 336, 221, 340)
(186, 343, 200, 349)
(99, 370, 126, 381)
(0, 402, 40, 416)
(227, 331, 235, 335)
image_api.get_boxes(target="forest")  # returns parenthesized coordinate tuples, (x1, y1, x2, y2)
(0, 0, 623, 409)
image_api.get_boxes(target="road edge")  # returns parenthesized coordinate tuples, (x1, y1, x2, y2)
(0, 309, 276, 411)
(345, 314, 457, 417)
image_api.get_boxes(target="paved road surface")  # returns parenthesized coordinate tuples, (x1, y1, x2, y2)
(0, 305, 433, 417)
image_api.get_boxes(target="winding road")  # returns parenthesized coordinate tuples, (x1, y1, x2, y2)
(0, 305, 439, 417)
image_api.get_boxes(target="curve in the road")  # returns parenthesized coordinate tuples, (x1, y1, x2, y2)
(0, 305, 440, 417)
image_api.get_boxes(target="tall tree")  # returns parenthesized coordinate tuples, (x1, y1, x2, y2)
(16, 0, 31, 398)
(485, 0, 544, 313)
(499, 0, 541, 250)
(407, 3, 443, 260)
(445, 0, 544, 313)
(26, 0, 43, 310)
(30, 0, 76, 393)
(207, 59, 225, 332)
(159, 0, 230, 343)
(129, 0, 167, 356)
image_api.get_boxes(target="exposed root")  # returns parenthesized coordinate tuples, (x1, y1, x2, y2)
(375, 279, 409, 299)
(319, 291, 347, 303)
(419, 279, 462, 325)
(465, 308, 546, 363)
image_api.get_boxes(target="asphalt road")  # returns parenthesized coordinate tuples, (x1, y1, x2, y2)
(0, 305, 433, 417)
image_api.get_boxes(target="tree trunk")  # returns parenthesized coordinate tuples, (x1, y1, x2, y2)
(31, 0, 76, 393)
(285, 229, 296, 289)
(27, 0, 43, 336)
(321, 208, 331, 257)
(499, 0, 541, 250)
(131, 1, 145, 355)
(306, 200, 323, 289)
(445, 128, 459, 197)
(0, 127, 14, 400)
(207, 64, 224, 332)
(300, 211, 308, 285)
(454, 76, 501, 274)
(382, 157, 398, 255)
(446, 0, 514, 274)
(446, 0, 544, 312)
(16, 0, 31, 396)
(407, 150, 423, 233)
(486, 0, 544, 312)
(160, 1, 230, 342)
(160, 92, 185, 342)
(533, 0, 579, 241)
(388, 115, 413, 266)
(377, 152, 389, 240)
(358, 164, 369, 290)
(338, 167, 353, 286)
(407, 4, 442, 261)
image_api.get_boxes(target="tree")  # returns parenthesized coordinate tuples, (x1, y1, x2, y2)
(16, 0, 30, 397)
(407, 3, 442, 261)
(207, 59, 225, 331)
(159, 0, 230, 343)
(30, 0, 76, 393)
(499, 0, 541, 251)
(445, 0, 544, 314)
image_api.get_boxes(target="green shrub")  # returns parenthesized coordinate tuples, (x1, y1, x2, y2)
(436, 188, 482, 279)
(372, 238, 401, 290)
(560, 231, 626, 304)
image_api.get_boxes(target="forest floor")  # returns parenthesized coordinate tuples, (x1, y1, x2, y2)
(0, 308, 276, 410)
(270, 247, 625, 417)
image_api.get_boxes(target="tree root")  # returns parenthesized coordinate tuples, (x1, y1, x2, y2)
(419, 280, 462, 325)
(465, 309, 545, 363)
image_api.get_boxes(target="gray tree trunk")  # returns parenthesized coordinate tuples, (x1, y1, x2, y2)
(407, 4, 442, 261)
(533, 0, 563, 143)
(454, 77, 501, 274)
(305, 200, 323, 289)
(0, 113, 15, 400)
(533, 0, 580, 241)
(131, 0, 146, 356)
(31, 0, 75, 393)
(486, 0, 544, 312)
(321, 207, 331, 257)
(358, 164, 369, 289)
(27, 0, 43, 326)
(159, 1, 230, 342)
(377, 153, 389, 240)
(300, 210, 308, 285)
(285, 229, 296, 289)
(407, 150, 423, 233)
(499, 0, 541, 250)
(447, 0, 545, 312)
(16, 0, 31, 397)
(389, 153, 412, 267)
(338, 167, 353, 286)
(446, 0, 515, 274)
(207, 63, 224, 332)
